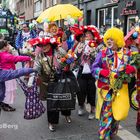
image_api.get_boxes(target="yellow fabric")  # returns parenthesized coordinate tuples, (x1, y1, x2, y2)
(96, 88, 108, 119)
(96, 84, 130, 121)
(36, 4, 83, 23)
(112, 84, 130, 121)
(103, 27, 125, 48)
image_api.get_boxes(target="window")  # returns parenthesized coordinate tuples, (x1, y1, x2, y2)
(52, 0, 57, 5)
(87, 10, 91, 25)
(105, 7, 112, 28)
(30, 0, 32, 5)
(28, 0, 30, 7)
(127, 16, 136, 32)
(112, 7, 118, 26)
(46, 0, 49, 8)
(34, 1, 41, 12)
(25, 0, 27, 8)
(97, 6, 118, 29)
(98, 9, 105, 28)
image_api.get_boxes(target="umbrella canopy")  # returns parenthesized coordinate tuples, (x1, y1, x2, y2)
(36, 4, 83, 23)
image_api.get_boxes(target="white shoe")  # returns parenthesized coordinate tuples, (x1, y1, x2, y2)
(88, 113, 95, 120)
(65, 116, 72, 123)
(48, 123, 55, 132)
(78, 106, 85, 116)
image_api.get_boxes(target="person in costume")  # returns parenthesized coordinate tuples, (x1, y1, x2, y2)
(91, 27, 136, 139)
(135, 40, 140, 132)
(126, 29, 140, 132)
(28, 37, 78, 132)
(15, 22, 37, 53)
(73, 25, 102, 119)
(0, 67, 36, 113)
(0, 40, 32, 111)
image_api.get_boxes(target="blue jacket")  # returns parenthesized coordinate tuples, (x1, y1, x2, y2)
(15, 30, 37, 49)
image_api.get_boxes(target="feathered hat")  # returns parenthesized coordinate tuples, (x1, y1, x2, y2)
(104, 27, 125, 48)
(80, 25, 103, 44)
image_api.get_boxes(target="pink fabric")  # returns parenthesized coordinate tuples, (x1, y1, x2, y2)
(0, 51, 31, 70)
(3, 79, 17, 104)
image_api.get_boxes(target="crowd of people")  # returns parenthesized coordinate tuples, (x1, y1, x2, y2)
(0, 20, 140, 140)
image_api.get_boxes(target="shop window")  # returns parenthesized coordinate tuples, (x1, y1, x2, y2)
(113, 7, 118, 26)
(105, 7, 112, 28)
(98, 9, 105, 28)
(87, 10, 91, 25)
(127, 16, 136, 32)
(97, 6, 118, 33)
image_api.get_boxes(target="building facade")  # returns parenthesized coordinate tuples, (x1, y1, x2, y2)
(24, 0, 34, 21)
(64, 0, 140, 34)
(13, 0, 140, 34)
(34, 0, 61, 19)
(16, 0, 25, 24)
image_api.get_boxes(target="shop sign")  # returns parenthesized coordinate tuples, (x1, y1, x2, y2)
(120, 1, 138, 16)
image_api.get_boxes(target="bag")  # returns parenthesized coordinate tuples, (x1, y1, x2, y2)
(112, 84, 130, 121)
(17, 78, 46, 120)
(47, 71, 78, 111)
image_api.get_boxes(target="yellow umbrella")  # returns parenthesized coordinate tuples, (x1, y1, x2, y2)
(36, 4, 83, 23)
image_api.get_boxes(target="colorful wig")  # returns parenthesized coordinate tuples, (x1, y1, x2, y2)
(103, 27, 125, 48)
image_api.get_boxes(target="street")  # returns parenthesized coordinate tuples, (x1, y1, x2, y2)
(0, 83, 140, 140)
(0, 1, 140, 140)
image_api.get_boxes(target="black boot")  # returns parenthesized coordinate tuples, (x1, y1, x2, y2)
(136, 125, 140, 132)
(1, 102, 16, 112)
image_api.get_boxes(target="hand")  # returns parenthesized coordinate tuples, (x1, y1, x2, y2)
(27, 76, 34, 87)
(126, 65, 136, 74)
(100, 69, 110, 77)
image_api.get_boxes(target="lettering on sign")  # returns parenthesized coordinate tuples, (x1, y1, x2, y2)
(120, 0, 138, 16)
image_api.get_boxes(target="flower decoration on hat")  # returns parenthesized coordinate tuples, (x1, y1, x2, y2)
(28, 38, 40, 46)
(81, 25, 103, 44)
(88, 40, 97, 48)
(28, 37, 59, 47)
